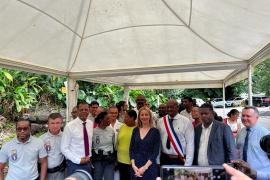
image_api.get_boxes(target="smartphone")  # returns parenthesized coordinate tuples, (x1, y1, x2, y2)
(161, 165, 229, 180)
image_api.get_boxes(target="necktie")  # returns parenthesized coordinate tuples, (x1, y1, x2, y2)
(166, 118, 174, 149)
(243, 128, 250, 162)
(83, 122, 89, 156)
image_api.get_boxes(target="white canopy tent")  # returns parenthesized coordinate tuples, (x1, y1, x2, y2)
(1, 0, 270, 118)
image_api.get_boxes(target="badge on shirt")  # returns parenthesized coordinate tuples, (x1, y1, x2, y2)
(96, 136, 100, 144)
(11, 149, 17, 161)
(44, 141, 51, 152)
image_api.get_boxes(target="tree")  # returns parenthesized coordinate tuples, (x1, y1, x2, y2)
(253, 58, 270, 95)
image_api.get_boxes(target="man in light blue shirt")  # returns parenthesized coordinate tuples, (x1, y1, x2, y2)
(237, 106, 270, 180)
(40, 113, 65, 180)
(0, 118, 47, 180)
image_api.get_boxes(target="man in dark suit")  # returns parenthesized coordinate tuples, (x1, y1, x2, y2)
(193, 103, 236, 165)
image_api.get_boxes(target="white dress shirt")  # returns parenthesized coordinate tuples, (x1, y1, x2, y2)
(157, 114, 194, 166)
(198, 123, 213, 166)
(180, 109, 193, 122)
(61, 117, 93, 164)
(110, 120, 123, 134)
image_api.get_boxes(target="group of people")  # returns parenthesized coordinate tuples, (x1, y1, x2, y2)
(0, 95, 269, 180)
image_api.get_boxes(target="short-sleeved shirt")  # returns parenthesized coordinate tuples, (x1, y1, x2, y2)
(0, 136, 47, 180)
(93, 126, 115, 155)
(40, 131, 64, 168)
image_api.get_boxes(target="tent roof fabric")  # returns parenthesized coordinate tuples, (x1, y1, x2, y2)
(0, 0, 270, 89)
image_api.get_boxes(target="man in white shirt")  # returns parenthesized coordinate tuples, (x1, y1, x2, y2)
(61, 101, 93, 176)
(88, 101, 99, 122)
(71, 106, 78, 120)
(193, 103, 236, 165)
(157, 99, 194, 166)
(180, 96, 193, 122)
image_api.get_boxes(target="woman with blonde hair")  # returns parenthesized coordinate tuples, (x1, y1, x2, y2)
(129, 107, 160, 180)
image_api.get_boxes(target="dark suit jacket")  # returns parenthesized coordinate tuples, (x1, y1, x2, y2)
(193, 120, 236, 165)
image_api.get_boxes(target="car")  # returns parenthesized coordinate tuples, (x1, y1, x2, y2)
(231, 97, 246, 107)
(211, 98, 226, 108)
(245, 95, 269, 107)
(265, 97, 270, 104)
(225, 98, 234, 107)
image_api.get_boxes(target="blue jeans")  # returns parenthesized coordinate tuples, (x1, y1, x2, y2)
(66, 159, 92, 176)
(93, 161, 114, 180)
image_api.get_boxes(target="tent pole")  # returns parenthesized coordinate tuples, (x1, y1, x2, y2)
(248, 64, 253, 106)
(66, 77, 78, 123)
(123, 86, 130, 104)
(223, 82, 226, 117)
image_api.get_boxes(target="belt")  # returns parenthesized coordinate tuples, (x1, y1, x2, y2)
(47, 159, 66, 173)
(162, 152, 179, 159)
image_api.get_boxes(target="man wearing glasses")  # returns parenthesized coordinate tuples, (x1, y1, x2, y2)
(0, 118, 48, 180)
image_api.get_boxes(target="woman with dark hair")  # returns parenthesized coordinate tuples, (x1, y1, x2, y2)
(224, 109, 242, 138)
(117, 110, 137, 180)
(116, 101, 128, 123)
(129, 107, 160, 180)
(92, 111, 115, 180)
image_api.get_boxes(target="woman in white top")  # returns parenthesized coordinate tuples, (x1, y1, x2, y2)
(92, 111, 115, 180)
(224, 109, 241, 138)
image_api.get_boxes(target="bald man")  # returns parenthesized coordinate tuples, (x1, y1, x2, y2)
(157, 99, 194, 166)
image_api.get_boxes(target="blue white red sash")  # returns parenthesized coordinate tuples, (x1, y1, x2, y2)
(163, 115, 185, 162)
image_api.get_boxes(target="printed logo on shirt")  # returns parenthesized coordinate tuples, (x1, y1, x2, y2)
(96, 136, 100, 144)
(11, 149, 17, 161)
(44, 141, 51, 152)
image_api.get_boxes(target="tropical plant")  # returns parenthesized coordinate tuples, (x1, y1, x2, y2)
(0, 68, 43, 120)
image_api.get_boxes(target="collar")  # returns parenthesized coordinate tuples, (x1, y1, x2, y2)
(47, 130, 62, 137)
(168, 113, 179, 120)
(16, 136, 32, 144)
(202, 122, 213, 129)
(247, 123, 259, 132)
(75, 117, 89, 124)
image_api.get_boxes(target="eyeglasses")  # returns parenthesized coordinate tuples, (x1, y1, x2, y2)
(16, 127, 29, 132)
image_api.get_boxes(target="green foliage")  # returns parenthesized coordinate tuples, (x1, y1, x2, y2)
(38, 75, 66, 107)
(253, 58, 270, 95)
(77, 81, 124, 107)
(0, 69, 43, 120)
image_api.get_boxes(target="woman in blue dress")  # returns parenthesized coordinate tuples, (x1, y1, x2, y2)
(129, 107, 161, 180)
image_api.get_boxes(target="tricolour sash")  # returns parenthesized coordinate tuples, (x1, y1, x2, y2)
(163, 116, 185, 162)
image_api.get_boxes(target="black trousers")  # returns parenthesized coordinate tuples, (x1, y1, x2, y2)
(118, 162, 131, 180)
(160, 153, 185, 179)
(160, 152, 185, 166)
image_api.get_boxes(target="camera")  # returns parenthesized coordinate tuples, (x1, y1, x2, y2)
(161, 165, 228, 180)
